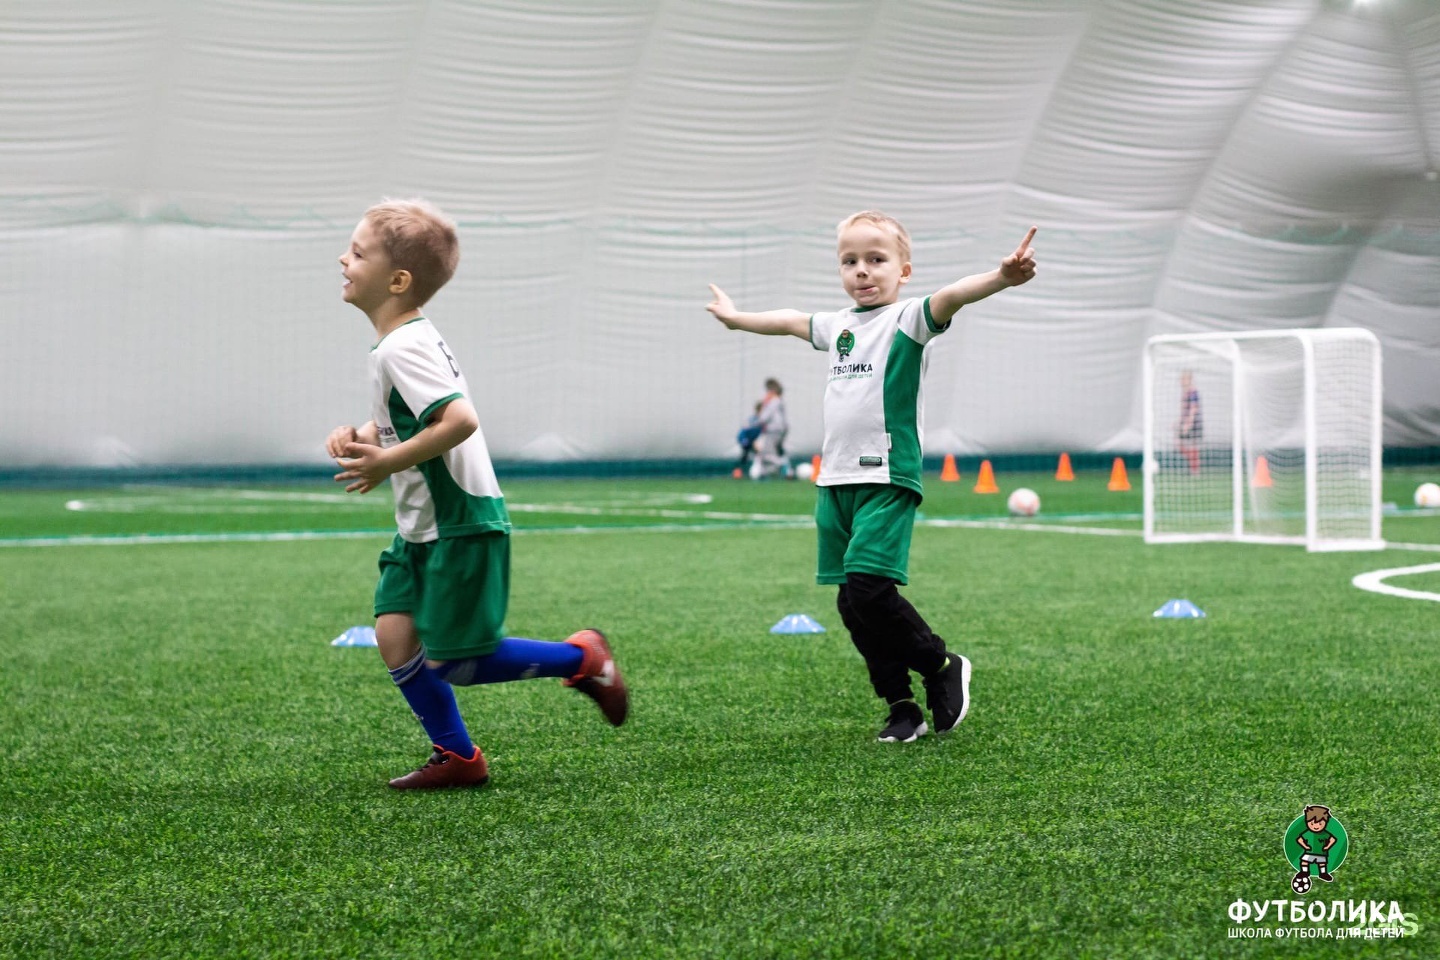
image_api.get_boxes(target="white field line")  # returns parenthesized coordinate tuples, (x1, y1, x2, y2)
(506, 503, 801, 522)
(0, 515, 1139, 548)
(1379, 540, 1440, 552)
(1352, 562, 1440, 604)
(0, 522, 816, 548)
(9, 486, 1434, 550)
(519, 521, 814, 536)
(62, 488, 370, 511)
(60, 489, 717, 514)
(5, 517, 1434, 553)
(918, 518, 1140, 537)
(0, 530, 391, 547)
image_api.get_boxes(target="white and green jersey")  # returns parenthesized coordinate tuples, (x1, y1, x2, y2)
(369, 316, 510, 543)
(809, 296, 948, 497)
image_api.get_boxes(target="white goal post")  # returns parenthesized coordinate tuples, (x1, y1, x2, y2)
(1143, 328, 1383, 552)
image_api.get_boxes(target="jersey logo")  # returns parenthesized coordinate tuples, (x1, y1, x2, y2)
(859, 456, 883, 467)
(437, 340, 461, 377)
(837, 329, 855, 361)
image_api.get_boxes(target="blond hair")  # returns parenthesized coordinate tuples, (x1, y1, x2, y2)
(836, 210, 911, 262)
(363, 199, 460, 306)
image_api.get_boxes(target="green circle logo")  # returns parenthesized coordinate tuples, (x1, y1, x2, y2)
(837, 329, 855, 360)
(1284, 805, 1348, 881)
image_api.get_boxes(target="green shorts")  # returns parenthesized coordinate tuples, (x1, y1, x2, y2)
(815, 483, 920, 585)
(373, 532, 510, 659)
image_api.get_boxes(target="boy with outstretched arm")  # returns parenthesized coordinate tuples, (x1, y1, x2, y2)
(706, 212, 1037, 742)
(328, 199, 627, 789)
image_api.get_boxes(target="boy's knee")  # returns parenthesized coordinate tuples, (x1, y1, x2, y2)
(845, 572, 898, 614)
(374, 613, 423, 669)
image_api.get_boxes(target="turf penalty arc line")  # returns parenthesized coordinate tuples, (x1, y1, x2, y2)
(1351, 562, 1440, 604)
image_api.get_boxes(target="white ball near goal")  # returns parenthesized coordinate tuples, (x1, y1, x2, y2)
(1007, 487, 1040, 517)
(1416, 482, 1440, 508)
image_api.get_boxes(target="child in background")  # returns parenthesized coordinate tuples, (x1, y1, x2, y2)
(750, 378, 792, 480)
(706, 212, 1037, 742)
(328, 199, 628, 789)
(1177, 370, 1203, 475)
(733, 402, 763, 478)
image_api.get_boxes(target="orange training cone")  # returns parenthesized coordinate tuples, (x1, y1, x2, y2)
(811, 454, 822, 483)
(1056, 452, 1074, 481)
(974, 459, 999, 494)
(1252, 455, 1273, 488)
(1107, 457, 1130, 492)
(940, 453, 960, 482)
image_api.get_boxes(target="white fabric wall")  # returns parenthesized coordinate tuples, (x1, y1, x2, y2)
(1, 0, 1437, 467)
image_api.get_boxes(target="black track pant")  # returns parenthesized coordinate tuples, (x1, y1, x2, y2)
(835, 572, 948, 704)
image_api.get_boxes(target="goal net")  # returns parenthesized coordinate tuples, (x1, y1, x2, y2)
(1143, 329, 1383, 552)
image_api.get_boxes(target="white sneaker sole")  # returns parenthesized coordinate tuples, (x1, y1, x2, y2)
(936, 654, 972, 734)
(878, 721, 929, 744)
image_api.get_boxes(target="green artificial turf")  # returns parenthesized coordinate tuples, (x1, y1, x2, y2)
(1, 469, 1436, 958)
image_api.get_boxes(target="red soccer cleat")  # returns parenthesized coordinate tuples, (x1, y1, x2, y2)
(563, 628, 629, 726)
(387, 745, 490, 790)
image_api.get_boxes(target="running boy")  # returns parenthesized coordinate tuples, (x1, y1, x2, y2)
(705, 212, 1037, 743)
(328, 199, 627, 789)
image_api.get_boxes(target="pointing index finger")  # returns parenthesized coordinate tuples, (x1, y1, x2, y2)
(1015, 226, 1037, 255)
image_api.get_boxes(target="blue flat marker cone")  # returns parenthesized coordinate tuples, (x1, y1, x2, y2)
(770, 614, 826, 634)
(1153, 599, 1205, 619)
(331, 625, 378, 646)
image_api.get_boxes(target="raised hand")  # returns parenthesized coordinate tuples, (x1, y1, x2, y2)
(706, 284, 738, 326)
(705, 285, 811, 338)
(999, 226, 1038, 286)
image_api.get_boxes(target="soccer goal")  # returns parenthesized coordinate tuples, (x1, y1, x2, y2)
(1143, 328, 1383, 552)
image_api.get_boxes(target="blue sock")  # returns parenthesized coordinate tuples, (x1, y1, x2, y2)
(432, 637, 584, 686)
(389, 651, 474, 757)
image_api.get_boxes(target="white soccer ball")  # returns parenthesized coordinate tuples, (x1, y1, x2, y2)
(1415, 482, 1440, 508)
(1007, 487, 1040, 517)
(795, 460, 814, 481)
(1292, 873, 1311, 895)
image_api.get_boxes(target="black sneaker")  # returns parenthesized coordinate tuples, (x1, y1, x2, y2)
(878, 700, 928, 743)
(923, 653, 972, 734)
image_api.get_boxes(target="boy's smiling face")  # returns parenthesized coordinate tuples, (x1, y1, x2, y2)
(338, 218, 397, 313)
(837, 221, 911, 308)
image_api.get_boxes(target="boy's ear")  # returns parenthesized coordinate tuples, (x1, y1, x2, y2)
(899, 261, 912, 284)
(389, 270, 414, 296)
